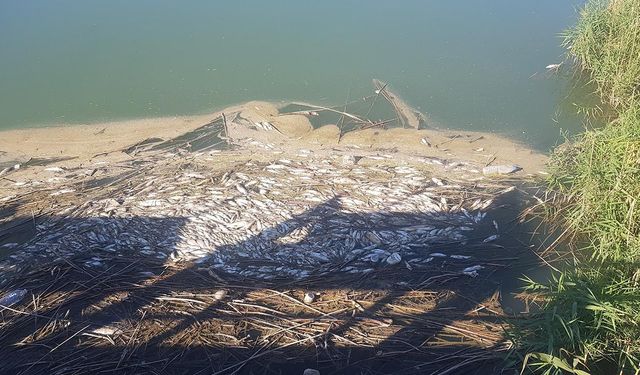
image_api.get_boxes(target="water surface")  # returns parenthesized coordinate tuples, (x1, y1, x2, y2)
(0, 0, 586, 150)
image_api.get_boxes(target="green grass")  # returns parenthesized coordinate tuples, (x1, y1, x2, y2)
(548, 105, 640, 263)
(512, 0, 640, 373)
(512, 264, 640, 375)
(563, 0, 640, 109)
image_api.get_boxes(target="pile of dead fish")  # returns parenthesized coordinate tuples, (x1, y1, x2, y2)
(0, 153, 506, 282)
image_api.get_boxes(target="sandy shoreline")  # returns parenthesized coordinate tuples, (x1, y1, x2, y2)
(0, 109, 237, 165)
(0, 101, 548, 173)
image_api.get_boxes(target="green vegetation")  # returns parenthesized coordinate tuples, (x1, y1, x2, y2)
(548, 105, 640, 264)
(563, 0, 640, 109)
(513, 264, 640, 374)
(512, 0, 640, 374)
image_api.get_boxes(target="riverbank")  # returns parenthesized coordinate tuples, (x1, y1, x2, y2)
(514, 0, 640, 373)
(0, 101, 547, 172)
(0, 100, 548, 373)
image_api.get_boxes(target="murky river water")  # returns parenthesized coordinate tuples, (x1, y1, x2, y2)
(0, 1, 586, 149)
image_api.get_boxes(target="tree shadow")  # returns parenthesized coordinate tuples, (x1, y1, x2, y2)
(0, 197, 37, 259)
(0, 187, 539, 374)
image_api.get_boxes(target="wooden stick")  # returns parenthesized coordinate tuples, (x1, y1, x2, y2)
(222, 112, 229, 139)
(365, 82, 387, 119)
(289, 101, 367, 123)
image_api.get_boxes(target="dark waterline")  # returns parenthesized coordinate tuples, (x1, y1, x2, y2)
(0, 0, 586, 150)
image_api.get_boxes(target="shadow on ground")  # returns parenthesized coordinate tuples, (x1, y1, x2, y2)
(0, 188, 542, 375)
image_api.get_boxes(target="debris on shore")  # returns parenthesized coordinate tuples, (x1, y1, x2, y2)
(0, 143, 514, 284)
(0, 95, 546, 374)
(483, 164, 522, 175)
(373, 78, 424, 129)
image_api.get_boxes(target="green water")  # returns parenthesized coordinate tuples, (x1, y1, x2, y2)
(0, 0, 587, 150)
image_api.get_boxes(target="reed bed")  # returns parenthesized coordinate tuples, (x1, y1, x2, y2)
(512, 0, 640, 373)
(563, 0, 640, 109)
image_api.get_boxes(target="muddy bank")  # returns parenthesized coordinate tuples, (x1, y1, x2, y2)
(0, 101, 547, 374)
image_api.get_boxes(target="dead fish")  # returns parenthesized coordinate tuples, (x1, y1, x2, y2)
(341, 154, 356, 165)
(0, 289, 27, 307)
(385, 252, 402, 265)
(450, 255, 471, 260)
(498, 186, 516, 194)
(184, 172, 206, 179)
(462, 265, 484, 277)
(483, 234, 499, 243)
(235, 184, 248, 195)
(463, 265, 483, 273)
(138, 199, 165, 207)
(44, 167, 65, 173)
(482, 165, 522, 175)
(91, 326, 119, 336)
(50, 189, 75, 196)
(221, 171, 232, 183)
(4, 150, 517, 282)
